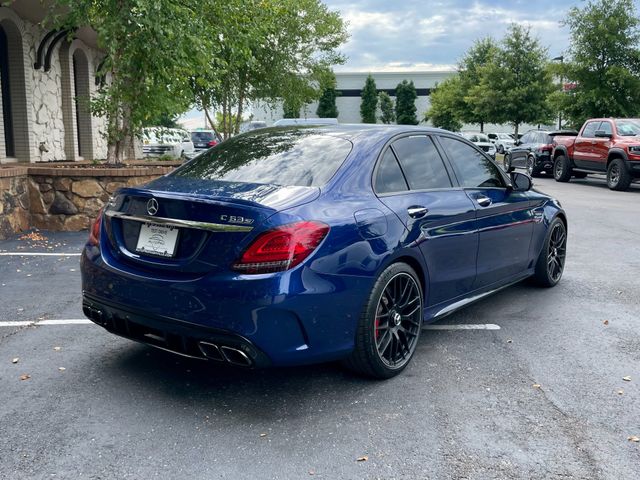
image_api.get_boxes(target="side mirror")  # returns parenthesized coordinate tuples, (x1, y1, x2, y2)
(510, 171, 532, 192)
(594, 130, 612, 138)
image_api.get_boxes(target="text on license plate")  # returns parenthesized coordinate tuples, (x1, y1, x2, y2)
(136, 223, 179, 257)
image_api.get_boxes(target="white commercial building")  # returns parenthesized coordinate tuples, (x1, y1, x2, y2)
(252, 71, 454, 125)
(251, 70, 553, 134)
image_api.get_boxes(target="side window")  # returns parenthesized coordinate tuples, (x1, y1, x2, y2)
(439, 136, 505, 188)
(374, 149, 409, 194)
(392, 136, 452, 190)
(582, 122, 599, 138)
(520, 133, 531, 144)
(599, 121, 612, 135)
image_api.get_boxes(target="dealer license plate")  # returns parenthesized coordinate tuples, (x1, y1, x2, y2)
(135, 223, 179, 257)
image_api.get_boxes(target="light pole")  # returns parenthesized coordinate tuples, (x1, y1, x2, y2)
(552, 55, 564, 130)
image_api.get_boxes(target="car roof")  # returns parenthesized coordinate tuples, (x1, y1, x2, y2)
(250, 124, 457, 142)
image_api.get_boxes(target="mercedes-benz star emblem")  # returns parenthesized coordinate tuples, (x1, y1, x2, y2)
(146, 198, 159, 216)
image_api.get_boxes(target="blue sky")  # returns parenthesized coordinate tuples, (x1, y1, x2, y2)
(325, 0, 586, 71)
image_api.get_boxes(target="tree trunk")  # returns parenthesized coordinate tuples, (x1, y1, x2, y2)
(514, 123, 519, 139)
(480, 121, 484, 133)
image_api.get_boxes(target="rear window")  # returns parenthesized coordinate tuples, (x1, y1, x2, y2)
(191, 131, 215, 142)
(171, 128, 352, 187)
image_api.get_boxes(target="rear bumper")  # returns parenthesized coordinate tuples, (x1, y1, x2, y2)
(83, 293, 272, 368)
(534, 153, 553, 171)
(81, 248, 373, 367)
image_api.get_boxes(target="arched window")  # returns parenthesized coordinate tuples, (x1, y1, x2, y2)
(0, 25, 14, 157)
(72, 48, 92, 159)
(0, 18, 30, 161)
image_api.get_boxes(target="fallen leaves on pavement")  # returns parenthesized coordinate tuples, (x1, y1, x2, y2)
(623, 376, 632, 382)
(356, 456, 368, 462)
(603, 320, 609, 325)
(532, 384, 541, 389)
(19, 374, 31, 381)
(12, 358, 19, 364)
(628, 436, 639, 443)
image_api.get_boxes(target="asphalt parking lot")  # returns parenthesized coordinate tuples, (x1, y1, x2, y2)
(1, 175, 639, 479)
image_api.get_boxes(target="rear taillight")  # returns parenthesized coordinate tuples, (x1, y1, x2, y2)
(538, 144, 553, 153)
(233, 221, 329, 274)
(207, 140, 218, 147)
(88, 209, 103, 246)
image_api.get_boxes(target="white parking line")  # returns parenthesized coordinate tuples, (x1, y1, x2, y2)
(423, 324, 500, 330)
(0, 252, 81, 256)
(0, 319, 92, 327)
(0, 320, 500, 330)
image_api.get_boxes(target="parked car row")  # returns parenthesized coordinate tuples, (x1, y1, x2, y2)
(503, 130, 578, 177)
(501, 118, 640, 191)
(459, 132, 496, 158)
(142, 128, 224, 160)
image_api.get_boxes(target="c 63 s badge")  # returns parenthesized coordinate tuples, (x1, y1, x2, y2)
(220, 215, 254, 225)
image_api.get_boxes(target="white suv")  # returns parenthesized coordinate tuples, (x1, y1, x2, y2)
(488, 132, 516, 154)
(142, 127, 195, 160)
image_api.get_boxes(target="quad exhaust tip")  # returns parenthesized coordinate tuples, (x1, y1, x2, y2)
(199, 341, 252, 367)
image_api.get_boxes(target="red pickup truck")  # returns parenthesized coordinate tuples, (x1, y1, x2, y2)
(552, 118, 640, 191)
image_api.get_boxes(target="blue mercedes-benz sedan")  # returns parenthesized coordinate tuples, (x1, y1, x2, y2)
(81, 125, 567, 378)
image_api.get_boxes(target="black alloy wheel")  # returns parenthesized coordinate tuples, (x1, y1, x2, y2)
(343, 263, 423, 379)
(532, 218, 567, 287)
(546, 222, 566, 283)
(373, 272, 422, 369)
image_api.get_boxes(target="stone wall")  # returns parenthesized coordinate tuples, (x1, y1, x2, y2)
(0, 164, 177, 239)
(0, 167, 30, 238)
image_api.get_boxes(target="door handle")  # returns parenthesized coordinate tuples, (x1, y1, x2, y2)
(476, 195, 492, 207)
(407, 206, 429, 218)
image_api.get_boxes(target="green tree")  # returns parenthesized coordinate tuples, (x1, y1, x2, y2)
(477, 24, 554, 137)
(378, 91, 395, 124)
(424, 77, 464, 132)
(142, 112, 181, 128)
(458, 38, 500, 132)
(316, 85, 339, 118)
(561, 0, 640, 126)
(395, 80, 418, 125)
(192, 0, 347, 138)
(53, 0, 206, 163)
(282, 98, 302, 118)
(360, 75, 378, 123)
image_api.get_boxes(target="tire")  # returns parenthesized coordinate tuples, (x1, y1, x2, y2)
(503, 153, 512, 172)
(553, 155, 572, 182)
(498, 145, 505, 154)
(342, 263, 423, 379)
(526, 154, 538, 177)
(606, 158, 632, 191)
(532, 217, 567, 288)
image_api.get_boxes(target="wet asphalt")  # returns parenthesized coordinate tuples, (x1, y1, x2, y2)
(0, 175, 639, 479)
